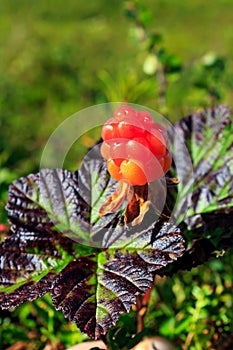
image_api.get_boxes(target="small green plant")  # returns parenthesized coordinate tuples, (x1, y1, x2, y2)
(121, 1, 228, 118)
(124, 0, 182, 113)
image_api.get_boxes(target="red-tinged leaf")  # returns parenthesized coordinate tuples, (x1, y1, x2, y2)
(172, 104, 233, 231)
(51, 223, 183, 339)
(0, 146, 185, 338)
(162, 105, 233, 275)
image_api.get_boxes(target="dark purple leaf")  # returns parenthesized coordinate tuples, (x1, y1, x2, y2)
(172, 105, 233, 236)
(0, 145, 185, 338)
(161, 104, 233, 275)
(51, 223, 183, 339)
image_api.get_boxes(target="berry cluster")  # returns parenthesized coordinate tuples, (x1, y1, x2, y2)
(100, 105, 172, 186)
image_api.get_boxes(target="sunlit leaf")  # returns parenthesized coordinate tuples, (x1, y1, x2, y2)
(164, 105, 233, 273)
(174, 105, 233, 225)
(0, 145, 185, 338)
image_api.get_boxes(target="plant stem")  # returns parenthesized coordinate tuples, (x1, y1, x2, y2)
(157, 62, 167, 110)
(136, 287, 153, 333)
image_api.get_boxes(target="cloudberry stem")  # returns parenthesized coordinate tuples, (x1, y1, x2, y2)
(136, 287, 153, 333)
(99, 181, 150, 226)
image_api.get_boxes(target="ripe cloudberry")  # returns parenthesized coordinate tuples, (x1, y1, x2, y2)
(101, 105, 171, 186)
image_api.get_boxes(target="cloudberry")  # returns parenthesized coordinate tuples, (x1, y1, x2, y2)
(101, 105, 171, 186)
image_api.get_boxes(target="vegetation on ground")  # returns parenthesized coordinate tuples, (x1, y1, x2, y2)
(0, 1, 233, 349)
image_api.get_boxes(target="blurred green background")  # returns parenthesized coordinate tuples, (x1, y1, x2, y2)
(0, 0, 233, 349)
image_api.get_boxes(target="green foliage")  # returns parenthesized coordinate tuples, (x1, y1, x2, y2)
(1, 1, 233, 349)
(145, 250, 233, 349)
(105, 313, 146, 350)
(122, 1, 231, 117)
(0, 294, 87, 349)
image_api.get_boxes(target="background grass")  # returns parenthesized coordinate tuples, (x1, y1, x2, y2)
(0, 1, 233, 349)
(1, 0, 233, 180)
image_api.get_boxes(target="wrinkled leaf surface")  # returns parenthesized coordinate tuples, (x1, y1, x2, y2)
(0, 146, 184, 338)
